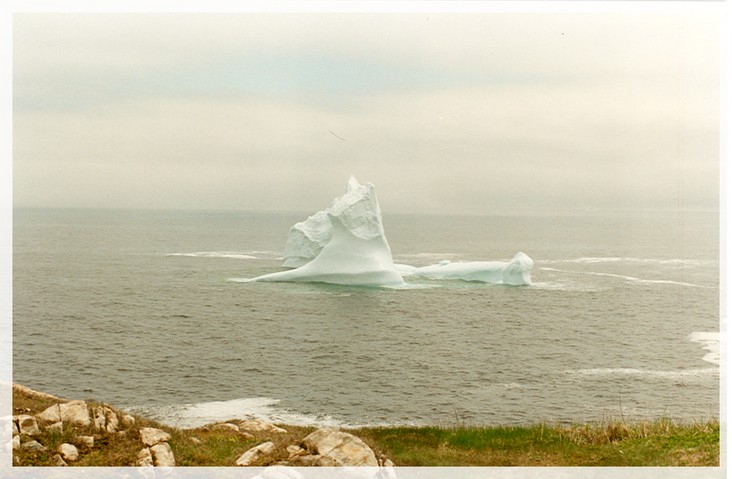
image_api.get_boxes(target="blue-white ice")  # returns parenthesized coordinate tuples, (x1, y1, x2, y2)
(248, 176, 533, 287)
(396, 252, 534, 286)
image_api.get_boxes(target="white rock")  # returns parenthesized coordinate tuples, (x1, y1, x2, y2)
(93, 406, 106, 430)
(301, 428, 379, 466)
(35, 404, 61, 424)
(121, 414, 135, 428)
(238, 419, 288, 434)
(236, 441, 277, 466)
(286, 444, 306, 458)
(139, 427, 171, 447)
(58, 443, 79, 462)
(59, 400, 91, 427)
(93, 406, 120, 433)
(136, 447, 154, 467)
(151, 442, 176, 467)
(21, 440, 46, 451)
(11, 435, 20, 450)
(12, 420, 19, 436)
(15, 415, 41, 436)
(75, 435, 94, 448)
(50, 454, 68, 466)
(190, 437, 202, 445)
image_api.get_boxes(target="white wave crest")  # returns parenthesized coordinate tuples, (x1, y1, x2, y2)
(539, 267, 701, 288)
(568, 367, 717, 380)
(689, 332, 720, 365)
(167, 251, 281, 260)
(133, 397, 341, 429)
(543, 257, 714, 266)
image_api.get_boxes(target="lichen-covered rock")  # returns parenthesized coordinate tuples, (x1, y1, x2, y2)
(59, 400, 91, 427)
(236, 441, 276, 466)
(58, 443, 79, 462)
(301, 428, 378, 466)
(15, 415, 41, 436)
(139, 427, 171, 447)
(151, 442, 176, 467)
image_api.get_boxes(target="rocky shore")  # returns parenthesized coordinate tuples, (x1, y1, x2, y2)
(11, 384, 395, 471)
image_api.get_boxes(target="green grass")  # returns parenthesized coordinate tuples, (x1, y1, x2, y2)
(351, 420, 720, 466)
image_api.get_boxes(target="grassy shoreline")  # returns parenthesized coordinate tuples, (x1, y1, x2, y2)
(12, 385, 719, 467)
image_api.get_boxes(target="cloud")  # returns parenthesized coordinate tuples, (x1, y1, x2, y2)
(13, 12, 720, 213)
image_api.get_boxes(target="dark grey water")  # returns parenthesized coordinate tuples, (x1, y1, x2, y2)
(13, 208, 719, 428)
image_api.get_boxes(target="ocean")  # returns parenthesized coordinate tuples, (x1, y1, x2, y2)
(12, 207, 719, 428)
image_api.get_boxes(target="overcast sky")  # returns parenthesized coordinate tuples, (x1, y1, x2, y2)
(12, 7, 721, 215)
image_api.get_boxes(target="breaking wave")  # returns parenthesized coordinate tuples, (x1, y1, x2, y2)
(131, 397, 341, 429)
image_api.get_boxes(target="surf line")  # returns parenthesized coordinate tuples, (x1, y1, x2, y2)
(539, 267, 701, 288)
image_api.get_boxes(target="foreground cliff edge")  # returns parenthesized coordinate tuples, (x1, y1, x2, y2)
(10, 384, 719, 467)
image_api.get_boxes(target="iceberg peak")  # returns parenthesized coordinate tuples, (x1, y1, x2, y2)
(254, 176, 404, 286)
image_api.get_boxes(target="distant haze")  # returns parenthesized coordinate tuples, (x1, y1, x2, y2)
(13, 10, 720, 215)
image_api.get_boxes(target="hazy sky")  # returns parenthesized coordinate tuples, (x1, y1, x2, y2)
(12, 7, 721, 215)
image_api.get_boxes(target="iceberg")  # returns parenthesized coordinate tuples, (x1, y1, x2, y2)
(252, 176, 405, 286)
(247, 176, 534, 287)
(282, 176, 386, 268)
(396, 252, 534, 285)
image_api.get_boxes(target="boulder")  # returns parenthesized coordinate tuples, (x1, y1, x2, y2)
(151, 442, 176, 467)
(93, 406, 119, 433)
(136, 447, 154, 467)
(139, 427, 171, 447)
(15, 415, 41, 436)
(301, 428, 378, 466)
(121, 414, 135, 428)
(236, 441, 276, 466)
(237, 419, 288, 434)
(11, 435, 20, 450)
(59, 400, 91, 427)
(21, 440, 46, 451)
(12, 421, 18, 436)
(75, 435, 94, 449)
(35, 404, 61, 424)
(50, 454, 68, 466)
(58, 443, 79, 462)
(286, 444, 306, 458)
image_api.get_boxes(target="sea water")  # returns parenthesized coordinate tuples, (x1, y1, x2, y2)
(12, 208, 719, 428)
